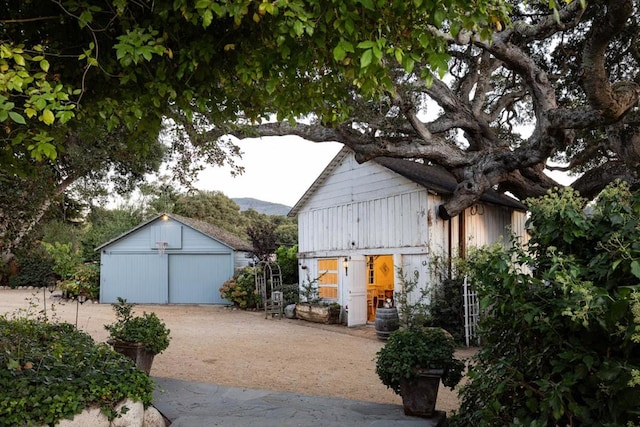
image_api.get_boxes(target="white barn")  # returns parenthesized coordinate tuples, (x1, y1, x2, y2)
(288, 147, 528, 327)
(97, 213, 254, 304)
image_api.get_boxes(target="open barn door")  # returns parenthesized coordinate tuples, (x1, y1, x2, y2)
(347, 255, 367, 326)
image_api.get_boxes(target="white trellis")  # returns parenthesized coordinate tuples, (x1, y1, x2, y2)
(463, 275, 480, 347)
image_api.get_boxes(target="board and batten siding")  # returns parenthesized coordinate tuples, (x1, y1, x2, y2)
(298, 192, 429, 254)
(298, 155, 429, 255)
(100, 254, 167, 304)
(100, 216, 236, 304)
(464, 204, 515, 248)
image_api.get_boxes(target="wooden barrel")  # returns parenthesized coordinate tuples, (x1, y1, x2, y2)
(374, 307, 399, 340)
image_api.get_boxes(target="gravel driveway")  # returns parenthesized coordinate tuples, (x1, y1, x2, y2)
(0, 288, 475, 415)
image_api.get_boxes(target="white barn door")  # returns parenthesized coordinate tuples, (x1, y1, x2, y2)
(347, 255, 367, 326)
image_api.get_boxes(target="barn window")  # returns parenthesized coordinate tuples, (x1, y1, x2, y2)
(317, 259, 338, 299)
(367, 256, 375, 284)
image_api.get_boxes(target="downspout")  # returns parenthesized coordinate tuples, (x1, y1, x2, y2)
(447, 216, 453, 277)
(459, 209, 466, 260)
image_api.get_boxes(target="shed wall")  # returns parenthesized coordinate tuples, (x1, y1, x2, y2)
(99, 216, 237, 304)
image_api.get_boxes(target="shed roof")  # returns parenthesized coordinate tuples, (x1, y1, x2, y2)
(95, 213, 255, 252)
(288, 147, 526, 216)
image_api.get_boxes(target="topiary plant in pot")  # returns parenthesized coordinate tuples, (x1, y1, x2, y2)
(375, 326, 465, 418)
(105, 297, 171, 374)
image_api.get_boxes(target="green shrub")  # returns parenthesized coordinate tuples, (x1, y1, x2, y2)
(105, 298, 171, 355)
(42, 241, 83, 281)
(282, 283, 300, 305)
(423, 277, 465, 345)
(59, 262, 100, 300)
(220, 267, 260, 308)
(0, 316, 153, 426)
(8, 250, 55, 289)
(376, 326, 464, 395)
(451, 183, 640, 426)
(275, 245, 299, 285)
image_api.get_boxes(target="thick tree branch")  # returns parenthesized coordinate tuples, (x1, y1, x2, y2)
(582, 0, 638, 120)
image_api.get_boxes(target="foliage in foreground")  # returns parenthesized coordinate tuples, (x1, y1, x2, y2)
(451, 183, 640, 426)
(376, 326, 464, 396)
(0, 316, 154, 426)
(104, 298, 171, 355)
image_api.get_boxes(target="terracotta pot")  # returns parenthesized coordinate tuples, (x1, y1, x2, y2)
(109, 340, 155, 374)
(399, 369, 444, 418)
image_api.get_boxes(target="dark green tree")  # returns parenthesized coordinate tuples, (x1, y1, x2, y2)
(80, 207, 146, 262)
(0, 0, 511, 260)
(172, 190, 248, 238)
(246, 212, 278, 261)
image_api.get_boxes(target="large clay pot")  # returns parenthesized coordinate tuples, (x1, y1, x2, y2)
(399, 369, 444, 418)
(374, 307, 399, 340)
(109, 340, 155, 374)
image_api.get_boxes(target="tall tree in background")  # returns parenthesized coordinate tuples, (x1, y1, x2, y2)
(172, 190, 249, 237)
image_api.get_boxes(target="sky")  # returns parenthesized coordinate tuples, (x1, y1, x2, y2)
(191, 135, 575, 208)
(193, 136, 344, 207)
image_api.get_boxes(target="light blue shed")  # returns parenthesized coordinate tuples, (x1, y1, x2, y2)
(96, 213, 255, 304)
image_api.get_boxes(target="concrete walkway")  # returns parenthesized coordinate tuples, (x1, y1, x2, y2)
(152, 377, 446, 427)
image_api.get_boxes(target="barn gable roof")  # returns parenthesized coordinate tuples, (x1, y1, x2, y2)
(95, 213, 255, 252)
(288, 146, 525, 216)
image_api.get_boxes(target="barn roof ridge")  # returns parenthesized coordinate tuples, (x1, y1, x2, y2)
(288, 147, 525, 216)
(168, 213, 254, 252)
(95, 213, 254, 252)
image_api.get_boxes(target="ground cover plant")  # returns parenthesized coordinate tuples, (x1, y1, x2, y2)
(451, 182, 640, 426)
(0, 311, 153, 426)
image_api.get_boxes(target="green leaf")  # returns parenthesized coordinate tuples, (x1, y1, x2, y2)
(631, 260, 640, 279)
(42, 109, 55, 125)
(40, 59, 50, 72)
(333, 44, 346, 61)
(359, 0, 375, 11)
(202, 9, 213, 28)
(360, 49, 373, 68)
(394, 48, 404, 64)
(357, 40, 377, 49)
(8, 111, 26, 124)
(13, 53, 25, 66)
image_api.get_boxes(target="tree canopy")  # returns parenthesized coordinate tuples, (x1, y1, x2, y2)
(221, 0, 640, 219)
(2, 0, 639, 254)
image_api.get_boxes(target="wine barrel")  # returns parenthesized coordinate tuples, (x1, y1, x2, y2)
(374, 307, 399, 340)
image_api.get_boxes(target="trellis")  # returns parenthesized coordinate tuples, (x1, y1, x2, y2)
(254, 261, 284, 319)
(463, 275, 480, 347)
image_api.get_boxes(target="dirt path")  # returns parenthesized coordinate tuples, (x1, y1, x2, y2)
(0, 289, 476, 415)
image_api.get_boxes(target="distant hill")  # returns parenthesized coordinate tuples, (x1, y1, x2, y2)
(233, 198, 292, 216)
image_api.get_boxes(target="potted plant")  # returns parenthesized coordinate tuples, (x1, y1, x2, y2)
(105, 297, 171, 374)
(375, 326, 465, 418)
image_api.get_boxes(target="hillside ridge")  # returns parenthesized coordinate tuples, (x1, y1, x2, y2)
(233, 197, 291, 216)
